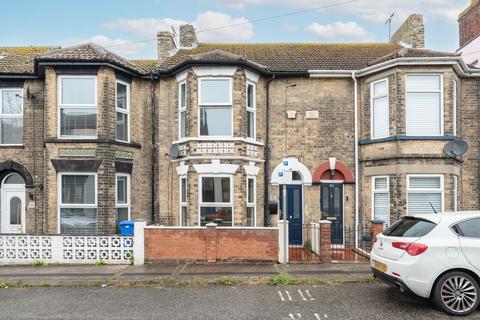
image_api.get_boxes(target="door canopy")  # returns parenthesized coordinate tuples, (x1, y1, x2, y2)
(313, 158, 354, 184)
(271, 157, 312, 185)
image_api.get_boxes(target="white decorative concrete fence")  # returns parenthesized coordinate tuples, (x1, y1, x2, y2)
(0, 234, 134, 265)
(309, 222, 320, 255)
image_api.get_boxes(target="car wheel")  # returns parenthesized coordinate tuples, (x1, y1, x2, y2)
(432, 271, 480, 316)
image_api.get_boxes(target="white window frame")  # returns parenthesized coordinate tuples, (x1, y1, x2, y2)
(0, 88, 24, 146)
(452, 79, 457, 136)
(405, 74, 444, 136)
(198, 174, 234, 227)
(115, 173, 131, 221)
(179, 80, 187, 139)
(57, 172, 98, 233)
(179, 175, 187, 226)
(197, 77, 233, 138)
(370, 78, 389, 139)
(58, 75, 98, 139)
(115, 80, 130, 143)
(371, 176, 390, 222)
(246, 176, 256, 227)
(246, 81, 256, 140)
(406, 174, 444, 215)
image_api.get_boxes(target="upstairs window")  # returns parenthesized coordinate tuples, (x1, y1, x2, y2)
(407, 175, 443, 215)
(372, 176, 390, 226)
(59, 76, 97, 138)
(116, 81, 130, 142)
(179, 81, 186, 139)
(0, 89, 23, 145)
(246, 82, 256, 139)
(199, 78, 232, 136)
(406, 75, 442, 136)
(371, 79, 389, 139)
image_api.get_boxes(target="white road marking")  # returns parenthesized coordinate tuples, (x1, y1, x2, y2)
(314, 314, 321, 320)
(278, 291, 285, 301)
(298, 289, 307, 301)
(288, 313, 302, 319)
(305, 289, 315, 301)
(285, 290, 292, 301)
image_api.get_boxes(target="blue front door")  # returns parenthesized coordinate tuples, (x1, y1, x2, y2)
(280, 185, 303, 245)
(320, 183, 344, 245)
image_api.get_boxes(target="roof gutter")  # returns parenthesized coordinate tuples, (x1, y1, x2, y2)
(309, 57, 480, 78)
(37, 61, 140, 77)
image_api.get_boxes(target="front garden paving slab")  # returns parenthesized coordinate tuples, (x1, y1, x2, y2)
(177, 263, 280, 279)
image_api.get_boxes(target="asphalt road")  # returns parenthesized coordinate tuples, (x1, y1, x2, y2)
(0, 283, 479, 320)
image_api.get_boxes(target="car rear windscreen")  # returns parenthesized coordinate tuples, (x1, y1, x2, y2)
(383, 217, 437, 237)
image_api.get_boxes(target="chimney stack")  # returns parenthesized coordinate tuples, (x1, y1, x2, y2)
(390, 14, 425, 49)
(157, 31, 176, 62)
(458, 0, 480, 48)
(179, 24, 198, 48)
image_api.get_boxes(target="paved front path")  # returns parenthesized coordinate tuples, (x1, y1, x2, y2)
(1, 283, 477, 319)
(0, 263, 372, 285)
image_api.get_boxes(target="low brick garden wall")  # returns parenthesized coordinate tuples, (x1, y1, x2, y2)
(144, 225, 279, 263)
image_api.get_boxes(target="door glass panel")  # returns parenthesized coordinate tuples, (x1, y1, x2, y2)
(321, 186, 329, 213)
(334, 187, 340, 212)
(292, 189, 300, 219)
(9, 196, 21, 225)
(4, 173, 24, 184)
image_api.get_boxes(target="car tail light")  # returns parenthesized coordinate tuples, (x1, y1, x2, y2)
(392, 242, 428, 256)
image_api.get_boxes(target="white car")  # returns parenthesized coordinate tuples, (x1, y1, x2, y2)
(371, 211, 480, 316)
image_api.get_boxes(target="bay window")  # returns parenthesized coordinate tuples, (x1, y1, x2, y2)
(246, 176, 256, 226)
(180, 176, 187, 226)
(59, 76, 97, 138)
(372, 176, 390, 226)
(0, 88, 23, 145)
(199, 78, 232, 136)
(407, 175, 443, 215)
(59, 173, 97, 234)
(116, 173, 130, 222)
(406, 74, 442, 136)
(199, 175, 233, 226)
(371, 79, 389, 139)
(246, 82, 256, 139)
(179, 81, 186, 139)
(116, 81, 130, 142)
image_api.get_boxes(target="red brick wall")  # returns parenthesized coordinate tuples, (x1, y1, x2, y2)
(459, 1, 480, 47)
(144, 227, 278, 263)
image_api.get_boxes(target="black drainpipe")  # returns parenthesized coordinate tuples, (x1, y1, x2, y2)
(150, 73, 157, 225)
(264, 75, 276, 227)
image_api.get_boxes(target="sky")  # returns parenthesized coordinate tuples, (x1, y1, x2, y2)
(0, 0, 469, 59)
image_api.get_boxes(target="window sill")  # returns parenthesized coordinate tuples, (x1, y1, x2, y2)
(0, 145, 24, 149)
(360, 135, 457, 145)
(45, 138, 142, 148)
(173, 137, 264, 146)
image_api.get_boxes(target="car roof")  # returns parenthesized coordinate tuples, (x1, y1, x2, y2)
(410, 211, 480, 224)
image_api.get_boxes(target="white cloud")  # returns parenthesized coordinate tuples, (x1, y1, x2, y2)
(222, 1, 246, 10)
(306, 21, 375, 43)
(281, 22, 298, 33)
(102, 12, 254, 43)
(62, 35, 147, 56)
(222, 0, 468, 24)
(192, 11, 254, 42)
(102, 18, 187, 38)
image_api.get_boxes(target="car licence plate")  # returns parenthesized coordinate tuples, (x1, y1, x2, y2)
(373, 260, 388, 273)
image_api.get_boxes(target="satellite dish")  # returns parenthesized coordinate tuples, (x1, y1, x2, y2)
(443, 139, 469, 157)
(168, 143, 180, 159)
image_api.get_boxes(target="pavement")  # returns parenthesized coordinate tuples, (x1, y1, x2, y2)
(1, 283, 478, 319)
(0, 263, 373, 287)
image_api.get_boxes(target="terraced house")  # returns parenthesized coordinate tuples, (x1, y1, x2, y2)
(0, 14, 479, 249)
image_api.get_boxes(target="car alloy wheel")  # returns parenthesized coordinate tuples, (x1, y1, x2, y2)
(440, 275, 478, 314)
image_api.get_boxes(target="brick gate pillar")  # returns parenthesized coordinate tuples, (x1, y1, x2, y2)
(319, 220, 332, 262)
(206, 223, 218, 263)
(371, 220, 385, 247)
